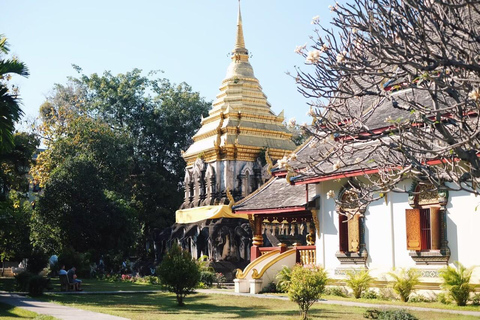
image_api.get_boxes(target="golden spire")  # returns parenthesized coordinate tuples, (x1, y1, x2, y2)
(234, 0, 246, 53)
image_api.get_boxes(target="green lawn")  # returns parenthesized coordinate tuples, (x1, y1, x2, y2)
(41, 291, 479, 320)
(2, 278, 480, 319)
(0, 302, 56, 320)
(48, 277, 163, 292)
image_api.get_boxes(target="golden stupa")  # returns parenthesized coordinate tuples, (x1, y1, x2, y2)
(176, 2, 296, 223)
(181, 4, 295, 166)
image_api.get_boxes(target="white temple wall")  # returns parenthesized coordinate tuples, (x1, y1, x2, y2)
(315, 179, 480, 283)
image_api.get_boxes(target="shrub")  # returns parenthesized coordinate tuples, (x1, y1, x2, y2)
(142, 275, 161, 285)
(215, 272, 226, 288)
(436, 292, 451, 305)
(324, 286, 349, 297)
(363, 309, 418, 320)
(14, 271, 49, 296)
(361, 289, 378, 300)
(15, 271, 34, 292)
(26, 249, 49, 274)
(200, 271, 215, 287)
(408, 294, 431, 303)
(288, 265, 328, 320)
(439, 261, 474, 306)
(345, 269, 375, 299)
(364, 309, 381, 319)
(259, 282, 278, 293)
(27, 275, 49, 296)
(378, 309, 418, 320)
(157, 244, 200, 306)
(388, 268, 420, 302)
(58, 248, 89, 277)
(471, 293, 480, 306)
(275, 266, 292, 293)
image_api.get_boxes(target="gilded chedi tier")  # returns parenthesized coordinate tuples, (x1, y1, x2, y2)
(182, 5, 295, 166)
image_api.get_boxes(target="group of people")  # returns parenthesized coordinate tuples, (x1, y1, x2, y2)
(59, 265, 82, 291)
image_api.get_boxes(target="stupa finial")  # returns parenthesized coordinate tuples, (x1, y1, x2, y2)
(234, 0, 247, 53)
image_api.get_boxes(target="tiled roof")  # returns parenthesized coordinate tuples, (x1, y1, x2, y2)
(233, 176, 316, 212)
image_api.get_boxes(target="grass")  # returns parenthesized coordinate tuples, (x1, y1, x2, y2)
(0, 302, 56, 320)
(40, 291, 480, 320)
(320, 294, 480, 312)
(2, 278, 480, 319)
(49, 277, 162, 292)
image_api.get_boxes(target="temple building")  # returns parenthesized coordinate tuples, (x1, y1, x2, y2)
(232, 83, 480, 295)
(154, 3, 296, 277)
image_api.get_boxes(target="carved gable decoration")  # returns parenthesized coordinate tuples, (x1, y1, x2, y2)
(416, 184, 438, 205)
(339, 190, 360, 212)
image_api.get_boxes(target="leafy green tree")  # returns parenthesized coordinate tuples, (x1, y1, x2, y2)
(388, 268, 420, 302)
(75, 69, 210, 254)
(0, 132, 39, 275)
(288, 265, 328, 320)
(31, 140, 138, 256)
(156, 244, 200, 306)
(32, 69, 210, 258)
(0, 35, 29, 153)
(1, 132, 39, 200)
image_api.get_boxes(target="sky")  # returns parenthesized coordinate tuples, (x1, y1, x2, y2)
(2, 0, 340, 128)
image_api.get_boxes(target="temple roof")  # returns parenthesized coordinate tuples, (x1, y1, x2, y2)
(182, 3, 296, 166)
(233, 176, 316, 212)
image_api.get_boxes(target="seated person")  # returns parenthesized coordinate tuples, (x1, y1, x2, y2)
(67, 266, 83, 291)
(59, 265, 67, 275)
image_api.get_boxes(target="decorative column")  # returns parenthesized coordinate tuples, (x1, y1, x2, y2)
(251, 214, 263, 260)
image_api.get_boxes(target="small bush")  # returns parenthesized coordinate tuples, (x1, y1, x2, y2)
(361, 289, 378, 300)
(259, 282, 278, 293)
(388, 268, 420, 302)
(58, 248, 89, 277)
(471, 293, 480, 306)
(408, 294, 431, 303)
(345, 269, 375, 299)
(14, 271, 49, 296)
(15, 271, 34, 292)
(364, 309, 381, 319)
(275, 266, 292, 293)
(288, 265, 329, 320)
(324, 286, 349, 297)
(142, 275, 161, 285)
(363, 309, 418, 320)
(157, 244, 200, 306)
(200, 271, 215, 287)
(436, 292, 451, 305)
(378, 309, 418, 320)
(27, 275, 49, 296)
(439, 261, 474, 306)
(215, 272, 226, 288)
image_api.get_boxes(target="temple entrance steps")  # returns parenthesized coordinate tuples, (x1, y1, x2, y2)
(234, 248, 297, 294)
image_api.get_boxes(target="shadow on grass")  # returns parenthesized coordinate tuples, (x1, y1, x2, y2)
(0, 302, 29, 319)
(43, 292, 356, 319)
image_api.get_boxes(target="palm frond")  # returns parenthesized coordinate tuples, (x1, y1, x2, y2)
(0, 59, 29, 77)
(0, 85, 24, 152)
(0, 35, 9, 55)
